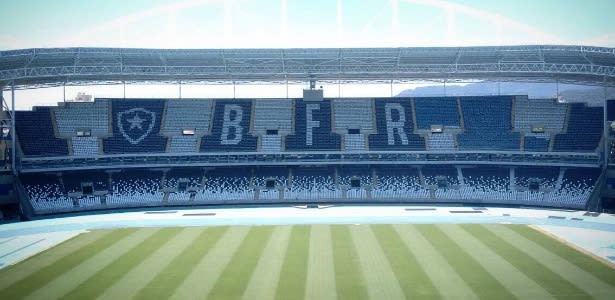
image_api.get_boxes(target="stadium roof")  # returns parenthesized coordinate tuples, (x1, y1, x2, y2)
(1, 45, 615, 90)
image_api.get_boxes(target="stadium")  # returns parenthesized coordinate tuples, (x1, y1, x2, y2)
(1, 1, 615, 299)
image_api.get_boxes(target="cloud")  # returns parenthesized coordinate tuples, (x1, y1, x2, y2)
(402, 0, 565, 45)
(583, 32, 615, 47)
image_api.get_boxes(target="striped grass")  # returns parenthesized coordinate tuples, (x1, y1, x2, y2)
(0, 228, 136, 299)
(274, 225, 310, 300)
(512, 225, 615, 286)
(462, 224, 593, 299)
(0, 224, 614, 300)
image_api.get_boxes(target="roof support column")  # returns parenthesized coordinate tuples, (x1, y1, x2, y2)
(602, 82, 610, 170)
(11, 82, 16, 175)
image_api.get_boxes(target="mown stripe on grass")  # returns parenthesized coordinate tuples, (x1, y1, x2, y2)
(0, 228, 136, 300)
(170, 226, 250, 300)
(350, 225, 405, 300)
(133, 226, 227, 300)
(274, 225, 310, 300)
(445, 224, 554, 300)
(242, 226, 292, 300)
(62, 227, 182, 300)
(393, 224, 477, 300)
(463, 224, 591, 299)
(207, 226, 275, 300)
(486, 225, 615, 300)
(417, 225, 516, 300)
(371, 224, 440, 299)
(102, 227, 221, 300)
(0, 230, 110, 291)
(305, 225, 336, 300)
(512, 225, 615, 286)
(25, 228, 156, 300)
(331, 225, 369, 300)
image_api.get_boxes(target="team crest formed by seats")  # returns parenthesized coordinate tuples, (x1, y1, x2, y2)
(118, 108, 156, 145)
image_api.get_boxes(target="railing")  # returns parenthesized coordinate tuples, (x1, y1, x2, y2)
(18, 150, 601, 173)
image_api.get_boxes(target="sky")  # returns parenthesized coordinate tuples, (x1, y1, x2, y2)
(1, 0, 614, 50)
(1, 0, 614, 107)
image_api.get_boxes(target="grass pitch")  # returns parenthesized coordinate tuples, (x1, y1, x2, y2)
(1, 224, 614, 299)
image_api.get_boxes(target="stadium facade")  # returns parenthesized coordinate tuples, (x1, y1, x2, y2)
(1, 45, 615, 219)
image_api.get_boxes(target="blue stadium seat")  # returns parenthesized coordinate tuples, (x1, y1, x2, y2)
(54, 100, 109, 137)
(368, 99, 426, 150)
(165, 168, 203, 203)
(71, 137, 100, 156)
(543, 167, 600, 209)
(524, 135, 549, 152)
(414, 97, 460, 129)
(552, 104, 602, 152)
(513, 98, 566, 132)
(63, 171, 109, 193)
(200, 100, 258, 152)
(285, 99, 341, 151)
(333, 99, 375, 151)
(21, 173, 72, 212)
(253, 100, 292, 153)
(107, 169, 163, 206)
(287, 166, 340, 200)
(103, 100, 168, 154)
(163, 99, 213, 136)
(16, 107, 69, 156)
(372, 166, 428, 200)
(195, 167, 253, 202)
(457, 96, 520, 151)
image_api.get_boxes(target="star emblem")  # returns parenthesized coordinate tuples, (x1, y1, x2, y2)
(117, 107, 156, 145)
(127, 113, 145, 130)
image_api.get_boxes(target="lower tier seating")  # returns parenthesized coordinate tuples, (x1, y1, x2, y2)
(21, 165, 600, 213)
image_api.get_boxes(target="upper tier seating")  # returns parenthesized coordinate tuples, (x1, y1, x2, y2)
(426, 133, 455, 151)
(162, 99, 213, 136)
(285, 99, 341, 151)
(253, 99, 293, 134)
(523, 134, 550, 152)
(253, 99, 293, 152)
(103, 100, 168, 154)
(333, 99, 374, 131)
(514, 98, 567, 152)
(368, 99, 426, 150)
(16, 107, 69, 156)
(200, 100, 258, 152)
(71, 136, 100, 156)
(168, 136, 198, 153)
(414, 97, 460, 129)
(457, 96, 520, 151)
(54, 100, 109, 137)
(513, 98, 566, 132)
(333, 99, 374, 152)
(552, 104, 603, 152)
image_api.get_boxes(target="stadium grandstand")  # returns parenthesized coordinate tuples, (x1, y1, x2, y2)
(1, 45, 615, 219)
